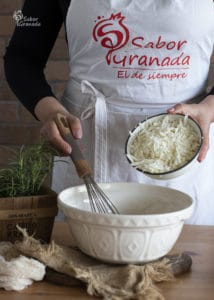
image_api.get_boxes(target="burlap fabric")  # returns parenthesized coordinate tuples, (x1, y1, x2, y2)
(11, 227, 192, 300)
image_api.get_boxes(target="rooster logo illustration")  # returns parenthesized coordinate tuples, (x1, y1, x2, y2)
(13, 10, 23, 24)
(93, 13, 129, 65)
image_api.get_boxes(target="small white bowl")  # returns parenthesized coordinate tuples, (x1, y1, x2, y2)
(58, 182, 194, 264)
(125, 113, 203, 180)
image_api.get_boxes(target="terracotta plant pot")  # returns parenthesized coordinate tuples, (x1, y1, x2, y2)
(0, 186, 58, 243)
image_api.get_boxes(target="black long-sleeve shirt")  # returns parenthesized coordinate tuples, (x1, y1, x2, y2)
(4, 0, 214, 117)
(4, 0, 71, 116)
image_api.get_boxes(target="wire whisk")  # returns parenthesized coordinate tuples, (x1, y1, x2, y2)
(55, 113, 119, 214)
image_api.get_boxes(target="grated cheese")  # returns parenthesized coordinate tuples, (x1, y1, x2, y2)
(127, 115, 201, 173)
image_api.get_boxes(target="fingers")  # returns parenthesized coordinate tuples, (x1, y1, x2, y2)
(197, 122, 210, 162)
(67, 115, 82, 139)
(40, 120, 71, 155)
(167, 103, 195, 115)
(168, 103, 210, 162)
(198, 135, 209, 162)
(40, 114, 82, 155)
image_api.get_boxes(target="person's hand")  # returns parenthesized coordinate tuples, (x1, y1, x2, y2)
(167, 95, 214, 162)
(40, 112, 82, 155)
(34, 96, 82, 155)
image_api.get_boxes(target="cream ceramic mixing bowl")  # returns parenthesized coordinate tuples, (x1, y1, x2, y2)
(58, 182, 194, 264)
(125, 113, 203, 180)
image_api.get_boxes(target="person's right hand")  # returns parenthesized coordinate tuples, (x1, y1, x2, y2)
(34, 97, 82, 155)
(40, 112, 82, 155)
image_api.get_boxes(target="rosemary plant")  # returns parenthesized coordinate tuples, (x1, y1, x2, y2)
(0, 142, 58, 197)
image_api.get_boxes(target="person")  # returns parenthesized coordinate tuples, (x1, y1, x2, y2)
(4, 0, 214, 224)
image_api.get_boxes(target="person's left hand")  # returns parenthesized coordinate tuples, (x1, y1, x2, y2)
(167, 95, 214, 162)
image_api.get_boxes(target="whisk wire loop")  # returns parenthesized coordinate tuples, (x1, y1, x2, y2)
(84, 175, 119, 214)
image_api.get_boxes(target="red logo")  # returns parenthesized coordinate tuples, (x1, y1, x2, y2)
(93, 12, 129, 65)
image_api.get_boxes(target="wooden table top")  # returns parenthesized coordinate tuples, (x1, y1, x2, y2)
(0, 222, 214, 300)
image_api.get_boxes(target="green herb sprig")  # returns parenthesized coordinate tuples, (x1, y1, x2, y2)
(0, 142, 58, 197)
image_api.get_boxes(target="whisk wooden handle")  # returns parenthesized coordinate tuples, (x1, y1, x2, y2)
(54, 113, 92, 178)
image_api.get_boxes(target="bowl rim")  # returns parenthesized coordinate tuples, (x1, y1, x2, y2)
(57, 182, 194, 221)
(125, 113, 203, 176)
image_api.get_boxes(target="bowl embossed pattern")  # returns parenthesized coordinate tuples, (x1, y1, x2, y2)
(58, 183, 194, 263)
